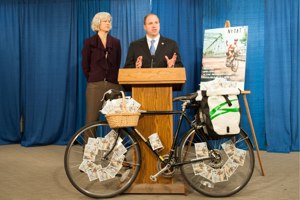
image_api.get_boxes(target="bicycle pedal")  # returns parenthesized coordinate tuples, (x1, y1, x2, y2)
(150, 175, 157, 182)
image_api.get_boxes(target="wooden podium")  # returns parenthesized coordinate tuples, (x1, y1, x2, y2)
(118, 68, 186, 193)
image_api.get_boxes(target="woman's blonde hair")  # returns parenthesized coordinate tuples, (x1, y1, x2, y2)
(91, 12, 112, 32)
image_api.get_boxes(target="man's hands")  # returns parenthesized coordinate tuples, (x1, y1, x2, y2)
(165, 53, 177, 68)
(135, 53, 177, 68)
(135, 56, 143, 68)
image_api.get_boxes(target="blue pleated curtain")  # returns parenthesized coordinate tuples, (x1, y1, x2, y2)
(0, 0, 21, 144)
(0, 0, 78, 146)
(265, 0, 300, 152)
(20, 0, 78, 146)
(0, 0, 299, 152)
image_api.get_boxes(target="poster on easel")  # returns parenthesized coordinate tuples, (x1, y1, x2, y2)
(200, 26, 248, 91)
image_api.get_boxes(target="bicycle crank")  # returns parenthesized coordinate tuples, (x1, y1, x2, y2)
(156, 154, 176, 178)
(150, 163, 171, 182)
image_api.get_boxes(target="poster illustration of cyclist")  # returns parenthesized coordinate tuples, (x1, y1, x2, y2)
(201, 26, 248, 91)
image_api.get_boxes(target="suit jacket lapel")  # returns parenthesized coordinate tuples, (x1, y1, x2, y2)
(106, 35, 112, 50)
(139, 37, 151, 57)
(90, 34, 106, 50)
(154, 36, 167, 61)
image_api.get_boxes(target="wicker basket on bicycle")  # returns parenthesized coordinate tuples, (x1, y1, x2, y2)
(105, 91, 140, 128)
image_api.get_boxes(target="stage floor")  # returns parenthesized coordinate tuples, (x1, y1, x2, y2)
(0, 144, 299, 200)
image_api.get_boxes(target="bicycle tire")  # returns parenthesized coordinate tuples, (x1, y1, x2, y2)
(231, 58, 239, 72)
(178, 128, 254, 197)
(64, 121, 141, 198)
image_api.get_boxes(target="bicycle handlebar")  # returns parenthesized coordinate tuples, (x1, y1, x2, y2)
(101, 89, 123, 102)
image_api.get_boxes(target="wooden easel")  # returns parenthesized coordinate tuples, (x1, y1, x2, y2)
(225, 20, 265, 176)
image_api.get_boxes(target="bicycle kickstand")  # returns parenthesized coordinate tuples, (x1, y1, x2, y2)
(150, 164, 171, 182)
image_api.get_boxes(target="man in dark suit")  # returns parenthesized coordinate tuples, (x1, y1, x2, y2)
(124, 14, 184, 68)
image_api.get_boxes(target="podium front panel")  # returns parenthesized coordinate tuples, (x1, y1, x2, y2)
(132, 85, 173, 184)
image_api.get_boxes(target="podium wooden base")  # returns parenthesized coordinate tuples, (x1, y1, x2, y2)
(125, 183, 186, 194)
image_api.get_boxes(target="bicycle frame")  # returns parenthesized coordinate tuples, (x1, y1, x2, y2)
(128, 109, 212, 168)
(64, 90, 255, 198)
(64, 89, 255, 198)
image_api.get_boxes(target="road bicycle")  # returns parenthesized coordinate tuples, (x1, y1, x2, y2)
(226, 50, 240, 72)
(64, 90, 255, 198)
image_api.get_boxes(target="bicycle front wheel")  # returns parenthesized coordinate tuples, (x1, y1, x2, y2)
(178, 128, 254, 197)
(231, 59, 239, 72)
(64, 121, 141, 198)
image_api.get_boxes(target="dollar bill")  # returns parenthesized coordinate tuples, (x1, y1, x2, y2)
(148, 133, 164, 151)
(105, 164, 119, 177)
(199, 164, 213, 182)
(98, 137, 110, 151)
(221, 140, 236, 158)
(87, 137, 99, 147)
(87, 164, 102, 182)
(79, 160, 94, 173)
(212, 168, 228, 183)
(125, 98, 141, 112)
(97, 168, 113, 182)
(113, 143, 127, 157)
(231, 148, 246, 166)
(83, 144, 98, 161)
(195, 142, 209, 159)
(222, 158, 239, 177)
(192, 161, 206, 175)
(110, 153, 125, 171)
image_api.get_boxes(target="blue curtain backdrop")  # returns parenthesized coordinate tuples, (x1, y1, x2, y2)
(0, 0, 299, 152)
(0, 0, 78, 146)
(0, 0, 22, 144)
(20, 0, 78, 146)
(265, 0, 300, 152)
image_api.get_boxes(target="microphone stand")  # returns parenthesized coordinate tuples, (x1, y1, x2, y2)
(150, 55, 154, 68)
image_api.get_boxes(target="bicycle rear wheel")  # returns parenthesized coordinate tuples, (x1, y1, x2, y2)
(178, 128, 254, 197)
(64, 121, 141, 198)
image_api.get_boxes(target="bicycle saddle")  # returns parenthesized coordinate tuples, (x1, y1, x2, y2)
(173, 92, 198, 102)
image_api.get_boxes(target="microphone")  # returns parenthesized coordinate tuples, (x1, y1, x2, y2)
(150, 55, 155, 68)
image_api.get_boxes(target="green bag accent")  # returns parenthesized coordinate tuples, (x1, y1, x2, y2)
(210, 99, 239, 120)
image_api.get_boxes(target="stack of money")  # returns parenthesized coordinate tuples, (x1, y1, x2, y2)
(78, 130, 129, 182)
(101, 97, 141, 115)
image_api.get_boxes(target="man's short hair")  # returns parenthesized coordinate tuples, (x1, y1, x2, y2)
(143, 13, 159, 25)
